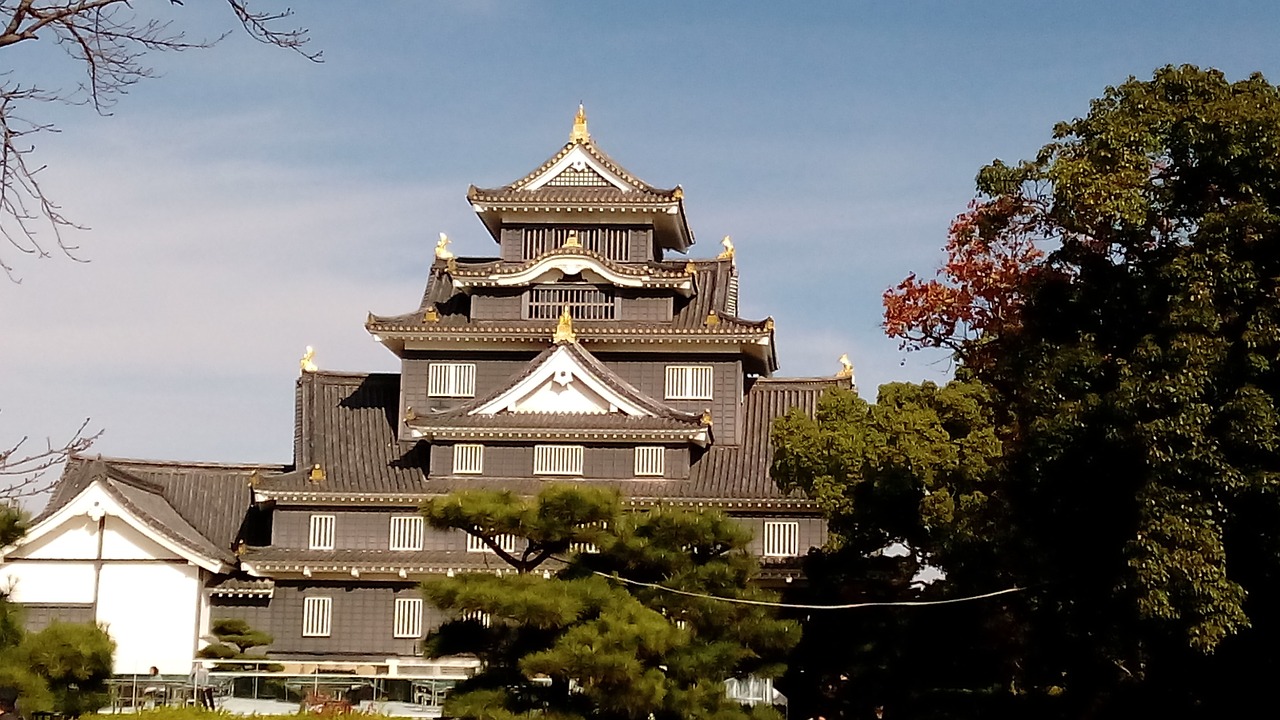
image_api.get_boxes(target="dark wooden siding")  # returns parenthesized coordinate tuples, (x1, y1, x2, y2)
(431, 443, 689, 480)
(273, 509, 464, 552)
(500, 228, 522, 261)
(20, 604, 94, 633)
(210, 582, 447, 658)
(628, 229, 653, 262)
(736, 516, 828, 556)
(401, 354, 537, 420)
(603, 358, 743, 444)
(617, 292, 673, 322)
(471, 290, 524, 320)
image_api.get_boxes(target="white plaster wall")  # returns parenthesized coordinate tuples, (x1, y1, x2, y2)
(102, 516, 181, 560)
(0, 562, 96, 603)
(15, 515, 99, 559)
(97, 563, 200, 674)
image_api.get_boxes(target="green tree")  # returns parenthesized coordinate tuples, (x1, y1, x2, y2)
(21, 621, 115, 717)
(197, 617, 278, 671)
(838, 64, 1280, 717)
(421, 485, 799, 720)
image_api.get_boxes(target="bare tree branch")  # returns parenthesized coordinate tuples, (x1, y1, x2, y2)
(0, 0, 318, 281)
(0, 416, 101, 499)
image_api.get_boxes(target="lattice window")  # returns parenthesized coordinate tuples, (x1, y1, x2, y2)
(665, 365, 714, 400)
(389, 515, 424, 551)
(302, 596, 332, 637)
(521, 227, 630, 260)
(393, 597, 423, 638)
(726, 273, 740, 316)
(467, 533, 521, 554)
(308, 514, 335, 550)
(525, 285, 615, 320)
(546, 168, 610, 187)
(762, 521, 800, 557)
(634, 446, 665, 477)
(427, 363, 476, 398)
(534, 445, 584, 475)
(453, 444, 484, 474)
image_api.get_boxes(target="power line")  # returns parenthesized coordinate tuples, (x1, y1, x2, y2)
(594, 570, 1023, 610)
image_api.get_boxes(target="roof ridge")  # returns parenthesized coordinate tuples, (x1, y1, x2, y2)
(77, 454, 285, 472)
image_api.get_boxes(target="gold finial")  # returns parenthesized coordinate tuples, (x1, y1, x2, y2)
(247, 469, 261, 488)
(837, 353, 855, 383)
(672, 186, 684, 200)
(700, 410, 713, 426)
(717, 235, 735, 261)
(684, 261, 697, 275)
(424, 306, 440, 323)
(404, 406, 417, 422)
(554, 305, 577, 343)
(435, 232, 455, 261)
(235, 540, 246, 557)
(764, 317, 775, 331)
(446, 257, 458, 275)
(570, 104, 590, 143)
(309, 464, 326, 483)
(300, 346, 318, 373)
(706, 310, 720, 326)
(563, 229, 581, 248)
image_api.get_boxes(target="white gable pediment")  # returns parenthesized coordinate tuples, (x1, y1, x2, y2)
(4, 480, 225, 572)
(471, 345, 650, 417)
(523, 145, 633, 192)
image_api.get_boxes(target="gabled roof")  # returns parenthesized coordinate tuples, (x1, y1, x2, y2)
(18, 458, 268, 570)
(405, 341, 711, 445)
(467, 108, 693, 251)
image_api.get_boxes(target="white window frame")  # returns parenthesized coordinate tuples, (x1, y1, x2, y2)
(466, 533, 521, 554)
(461, 609, 492, 627)
(665, 365, 714, 400)
(453, 444, 484, 475)
(308, 514, 335, 551)
(634, 446, 665, 477)
(427, 362, 477, 398)
(393, 597, 424, 638)
(762, 521, 800, 557)
(533, 445, 584, 476)
(302, 596, 332, 637)
(389, 515, 425, 551)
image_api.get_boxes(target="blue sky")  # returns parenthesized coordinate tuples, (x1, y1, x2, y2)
(3, 2, 1280, 499)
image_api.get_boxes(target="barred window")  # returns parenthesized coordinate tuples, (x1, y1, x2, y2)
(461, 609, 492, 627)
(389, 515, 424, 551)
(393, 597, 424, 638)
(308, 514, 335, 550)
(534, 445, 584, 475)
(762, 521, 800, 557)
(427, 363, 476, 398)
(665, 365, 714, 400)
(453, 444, 484, 474)
(525, 285, 615, 320)
(467, 533, 521, 554)
(634, 446, 665, 477)
(521, 227, 630, 260)
(546, 168, 610, 187)
(302, 596, 332, 637)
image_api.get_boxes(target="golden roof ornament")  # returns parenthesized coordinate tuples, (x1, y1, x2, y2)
(435, 232, 455, 261)
(672, 186, 684, 200)
(563, 229, 581, 248)
(554, 305, 577, 343)
(404, 406, 417, 422)
(837, 353, 856, 384)
(424, 306, 440, 323)
(718, 235, 735, 261)
(684, 261, 697, 275)
(706, 310, 720, 326)
(764, 317, 775, 331)
(247, 469, 261, 488)
(570, 103, 590, 144)
(700, 410, 713, 426)
(300, 346, 318, 374)
(309, 464, 326, 483)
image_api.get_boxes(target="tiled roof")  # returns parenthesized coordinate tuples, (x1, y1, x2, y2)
(240, 547, 528, 574)
(259, 372, 428, 495)
(468, 186, 679, 206)
(209, 575, 275, 597)
(472, 136, 680, 201)
(38, 458, 266, 567)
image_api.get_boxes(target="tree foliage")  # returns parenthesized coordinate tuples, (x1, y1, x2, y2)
(18, 621, 115, 716)
(779, 65, 1280, 718)
(421, 485, 799, 720)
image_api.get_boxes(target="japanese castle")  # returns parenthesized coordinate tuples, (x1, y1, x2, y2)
(0, 108, 849, 689)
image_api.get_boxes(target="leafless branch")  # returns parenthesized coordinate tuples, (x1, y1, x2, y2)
(0, 0, 318, 280)
(0, 416, 100, 499)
